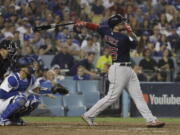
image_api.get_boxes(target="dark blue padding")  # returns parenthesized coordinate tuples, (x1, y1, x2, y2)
(8, 76, 18, 87)
(0, 89, 18, 99)
(1, 95, 26, 119)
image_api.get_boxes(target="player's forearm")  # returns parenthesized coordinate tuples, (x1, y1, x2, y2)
(125, 23, 138, 42)
(86, 23, 99, 30)
(128, 32, 138, 42)
(75, 20, 99, 31)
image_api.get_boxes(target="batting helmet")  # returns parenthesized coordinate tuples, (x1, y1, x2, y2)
(108, 14, 127, 29)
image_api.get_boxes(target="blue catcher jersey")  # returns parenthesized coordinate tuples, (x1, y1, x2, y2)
(97, 25, 137, 63)
(0, 72, 35, 99)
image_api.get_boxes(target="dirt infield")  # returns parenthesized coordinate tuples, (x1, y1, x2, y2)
(0, 121, 180, 135)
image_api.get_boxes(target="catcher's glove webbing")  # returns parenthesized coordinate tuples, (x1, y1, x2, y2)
(52, 84, 69, 95)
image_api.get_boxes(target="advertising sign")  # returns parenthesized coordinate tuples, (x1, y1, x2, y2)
(131, 83, 180, 117)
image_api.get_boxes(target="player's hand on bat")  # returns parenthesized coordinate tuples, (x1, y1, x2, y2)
(124, 23, 133, 33)
(75, 20, 87, 27)
(124, 23, 138, 41)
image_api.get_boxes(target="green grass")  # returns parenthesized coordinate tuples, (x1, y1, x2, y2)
(23, 116, 180, 123)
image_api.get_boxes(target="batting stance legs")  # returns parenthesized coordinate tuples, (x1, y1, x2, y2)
(83, 64, 157, 124)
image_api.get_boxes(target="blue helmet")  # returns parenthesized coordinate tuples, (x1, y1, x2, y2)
(14, 56, 34, 73)
(19, 56, 36, 73)
(15, 57, 31, 69)
(26, 56, 35, 65)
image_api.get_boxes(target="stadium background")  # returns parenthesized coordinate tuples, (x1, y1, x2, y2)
(0, 0, 180, 135)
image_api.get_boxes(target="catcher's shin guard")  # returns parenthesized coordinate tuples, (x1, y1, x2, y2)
(19, 94, 40, 116)
(1, 95, 26, 119)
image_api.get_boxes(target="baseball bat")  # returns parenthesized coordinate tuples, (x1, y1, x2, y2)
(33, 22, 75, 32)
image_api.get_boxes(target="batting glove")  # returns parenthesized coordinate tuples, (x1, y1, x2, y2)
(124, 23, 133, 33)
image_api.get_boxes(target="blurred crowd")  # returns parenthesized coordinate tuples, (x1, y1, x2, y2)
(0, 0, 179, 82)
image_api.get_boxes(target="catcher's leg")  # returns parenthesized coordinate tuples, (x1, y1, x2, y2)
(10, 94, 40, 126)
(0, 94, 26, 126)
(17, 94, 40, 116)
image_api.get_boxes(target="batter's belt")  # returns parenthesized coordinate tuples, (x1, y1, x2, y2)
(113, 62, 131, 67)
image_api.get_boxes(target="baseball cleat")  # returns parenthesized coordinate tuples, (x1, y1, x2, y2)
(146, 120, 165, 128)
(81, 115, 97, 126)
(11, 117, 26, 126)
(0, 118, 12, 126)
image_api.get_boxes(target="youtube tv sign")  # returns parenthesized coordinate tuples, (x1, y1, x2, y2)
(144, 94, 180, 105)
(131, 83, 180, 117)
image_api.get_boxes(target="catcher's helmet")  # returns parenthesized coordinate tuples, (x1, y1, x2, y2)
(14, 56, 35, 74)
(16, 57, 31, 69)
(108, 14, 127, 29)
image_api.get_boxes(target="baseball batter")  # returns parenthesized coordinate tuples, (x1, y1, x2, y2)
(75, 14, 165, 128)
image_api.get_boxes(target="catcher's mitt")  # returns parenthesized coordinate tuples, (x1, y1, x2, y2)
(52, 84, 69, 95)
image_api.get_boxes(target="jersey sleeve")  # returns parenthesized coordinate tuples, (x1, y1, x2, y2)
(97, 25, 110, 37)
(27, 77, 41, 94)
(0, 75, 18, 92)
